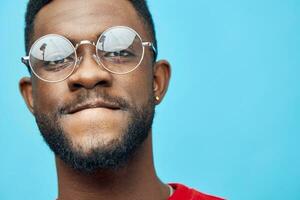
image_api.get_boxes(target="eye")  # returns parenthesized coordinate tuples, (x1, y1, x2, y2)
(104, 50, 134, 58)
(43, 57, 75, 71)
(48, 58, 68, 65)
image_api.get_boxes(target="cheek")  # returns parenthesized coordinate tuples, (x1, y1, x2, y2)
(121, 66, 153, 106)
(32, 80, 67, 113)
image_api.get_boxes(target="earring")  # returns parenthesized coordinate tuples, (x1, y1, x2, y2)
(155, 96, 160, 101)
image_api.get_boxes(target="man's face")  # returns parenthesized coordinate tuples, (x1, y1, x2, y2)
(21, 0, 162, 171)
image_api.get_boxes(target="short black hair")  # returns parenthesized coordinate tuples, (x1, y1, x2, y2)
(24, 0, 157, 60)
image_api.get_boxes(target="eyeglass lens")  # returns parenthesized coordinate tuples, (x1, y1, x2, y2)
(29, 35, 76, 82)
(96, 27, 143, 74)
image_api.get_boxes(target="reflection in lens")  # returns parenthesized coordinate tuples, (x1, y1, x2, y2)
(29, 34, 76, 82)
(96, 27, 143, 74)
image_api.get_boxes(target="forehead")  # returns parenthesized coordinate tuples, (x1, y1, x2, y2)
(33, 0, 147, 42)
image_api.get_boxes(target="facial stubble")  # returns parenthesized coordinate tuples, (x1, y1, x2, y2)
(34, 94, 155, 173)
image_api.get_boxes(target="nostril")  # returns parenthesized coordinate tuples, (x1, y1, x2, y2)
(71, 79, 110, 90)
(72, 82, 84, 89)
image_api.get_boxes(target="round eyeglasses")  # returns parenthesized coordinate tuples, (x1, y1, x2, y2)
(21, 26, 156, 83)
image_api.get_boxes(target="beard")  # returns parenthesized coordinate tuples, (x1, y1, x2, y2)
(34, 90, 155, 173)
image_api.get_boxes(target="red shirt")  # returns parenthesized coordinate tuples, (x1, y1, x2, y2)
(168, 183, 224, 200)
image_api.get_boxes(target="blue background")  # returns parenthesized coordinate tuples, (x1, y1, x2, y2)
(1, 0, 300, 199)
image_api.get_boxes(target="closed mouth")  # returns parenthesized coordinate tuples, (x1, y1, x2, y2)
(66, 99, 121, 114)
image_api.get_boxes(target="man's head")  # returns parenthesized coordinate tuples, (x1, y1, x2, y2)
(20, 0, 170, 172)
(24, 0, 157, 59)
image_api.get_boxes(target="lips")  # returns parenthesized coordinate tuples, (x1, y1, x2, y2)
(65, 99, 121, 114)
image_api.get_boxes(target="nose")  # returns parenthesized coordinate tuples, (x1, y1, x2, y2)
(67, 46, 113, 91)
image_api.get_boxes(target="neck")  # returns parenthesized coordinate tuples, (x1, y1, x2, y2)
(55, 133, 169, 200)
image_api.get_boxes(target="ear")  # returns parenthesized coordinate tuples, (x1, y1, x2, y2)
(153, 60, 171, 105)
(19, 77, 34, 114)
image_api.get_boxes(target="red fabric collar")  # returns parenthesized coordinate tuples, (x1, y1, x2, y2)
(168, 183, 225, 200)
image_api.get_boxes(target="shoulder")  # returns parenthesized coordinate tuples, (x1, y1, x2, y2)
(168, 183, 225, 200)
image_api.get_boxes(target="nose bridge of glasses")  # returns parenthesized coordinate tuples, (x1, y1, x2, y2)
(75, 40, 98, 65)
(75, 40, 96, 50)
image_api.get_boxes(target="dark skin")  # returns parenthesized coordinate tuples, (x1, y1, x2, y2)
(19, 0, 171, 200)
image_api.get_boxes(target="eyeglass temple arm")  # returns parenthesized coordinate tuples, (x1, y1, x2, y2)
(142, 42, 157, 55)
(21, 56, 29, 66)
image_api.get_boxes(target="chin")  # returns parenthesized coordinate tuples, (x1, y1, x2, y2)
(67, 129, 125, 154)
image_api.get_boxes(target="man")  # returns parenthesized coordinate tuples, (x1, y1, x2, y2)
(19, 0, 224, 199)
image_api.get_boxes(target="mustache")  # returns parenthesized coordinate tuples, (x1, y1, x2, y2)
(58, 90, 130, 115)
